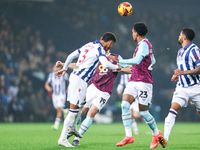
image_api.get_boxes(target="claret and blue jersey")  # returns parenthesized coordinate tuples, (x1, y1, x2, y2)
(176, 42, 200, 87)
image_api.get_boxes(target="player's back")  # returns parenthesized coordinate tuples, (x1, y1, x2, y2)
(130, 39, 153, 84)
(73, 40, 106, 83)
(90, 53, 119, 95)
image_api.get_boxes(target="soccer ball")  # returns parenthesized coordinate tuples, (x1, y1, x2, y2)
(118, 2, 133, 17)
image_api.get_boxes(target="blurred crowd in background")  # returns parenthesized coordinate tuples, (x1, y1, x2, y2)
(0, 0, 199, 123)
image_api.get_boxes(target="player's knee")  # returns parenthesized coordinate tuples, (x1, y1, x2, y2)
(121, 101, 130, 113)
(139, 110, 148, 118)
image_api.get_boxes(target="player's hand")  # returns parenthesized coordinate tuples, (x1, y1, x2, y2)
(116, 64, 122, 71)
(55, 61, 64, 67)
(174, 69, 185, 76)
(171, 74, 178, 82)
(55, 69, 66, 76)
(107, 55, 119, 63)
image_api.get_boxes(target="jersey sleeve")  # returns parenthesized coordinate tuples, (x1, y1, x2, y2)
(117, 55, 128, 68)
(97, 47, 106, 57)
(119, 42, 149, 65)
(47, 73, 52, 82)
(191, 47, 200, 67)
(63, 50, 79, 71)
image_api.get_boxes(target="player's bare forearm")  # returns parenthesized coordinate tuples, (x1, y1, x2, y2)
(174, 66, 200, 75)
(54, 61, 75, 71)
(120, 65, 132, 74)
(55, 69, 66, 76)
(44, 81, 52, 92)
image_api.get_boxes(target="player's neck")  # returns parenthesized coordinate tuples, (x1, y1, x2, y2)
(182, 40, 191, 48)
(137, 36, 146, 43)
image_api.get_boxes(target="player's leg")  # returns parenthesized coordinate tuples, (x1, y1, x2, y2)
(72, 104, 99, 145)
(136, 82, 162, 149)
(73, 87, 110, 145)
(116, 82, 137, 146)
(164, 102, 181, 141)
(116, 94, 135, 146)
(58, 74, 86, 147)
(53, 107, 62, 130)
(130, 102, 140, 135)
(51, 96, 61, 130)
(139, 104, 161, 149)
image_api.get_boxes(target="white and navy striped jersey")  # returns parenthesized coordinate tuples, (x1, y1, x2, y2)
(177, 42, 200, 87)
(47, 72, 69, 96)
(72, 40, 106, 83)
(117, 74, 131, 92)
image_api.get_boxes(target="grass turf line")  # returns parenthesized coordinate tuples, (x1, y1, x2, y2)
(0, 123, 200, 150)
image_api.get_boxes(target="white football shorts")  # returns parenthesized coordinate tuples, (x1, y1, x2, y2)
(84, 84, 110, 111)
(123, 81, 153, 106)
(52, 95, 66, 109)
(67, 73, 87, 107)
(172, 82, 200, 111)
(130, 100, 139, 112)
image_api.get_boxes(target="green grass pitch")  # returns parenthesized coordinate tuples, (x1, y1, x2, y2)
(0, 122, 200, 150)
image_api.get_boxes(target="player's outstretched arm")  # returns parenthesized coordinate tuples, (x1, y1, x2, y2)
(174, 66, 200, 75)
(44, 81, 52, 92)
(99, 56, 119, 70)
(55, 69, 66, 76)
(54, 61, 76, 71)
(120, 65, 132, 74)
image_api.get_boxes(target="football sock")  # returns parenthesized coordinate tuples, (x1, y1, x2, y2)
(164, 109, 177, 141)
(77, 117, 82, 125)
(121, 101, 132, 137)
(59, 109, 78, 140)
(140, 110, 159, 136)
(132, 119, 139, 133)
(54, 118, 61, 129)
(78, 116, 93, 135)
(73, 108, 82, 129)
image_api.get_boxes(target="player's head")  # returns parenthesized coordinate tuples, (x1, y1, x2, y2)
(100, 32, 117, 51)
(132, 22, 148, 42)
(178, 28, 195, 44)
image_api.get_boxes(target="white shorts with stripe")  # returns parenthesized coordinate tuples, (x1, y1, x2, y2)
(52, 95, 66, 109)
(123, 81, 153, 106)
(67, 73, 87, 107)
(84, 84, 110, 111)
(172, 82, 200, 111)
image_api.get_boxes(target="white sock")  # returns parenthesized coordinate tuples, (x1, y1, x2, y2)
(152, 127, 159, 136)
(132, 119, 139, 133)
(125, 128, 132, 137)
(73, 107, 82, 130)
(54, 118, 61, 129)
(164, 109, 177, 141)
(59, 109, 78, 140)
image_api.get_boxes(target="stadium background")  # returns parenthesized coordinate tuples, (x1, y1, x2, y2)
(0, 0, 200, 123)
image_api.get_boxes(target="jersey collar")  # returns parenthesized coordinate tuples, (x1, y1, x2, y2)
(93, 40, 103, 47)
(183, 41, 193, 50)
(138, 38, 148, 44)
